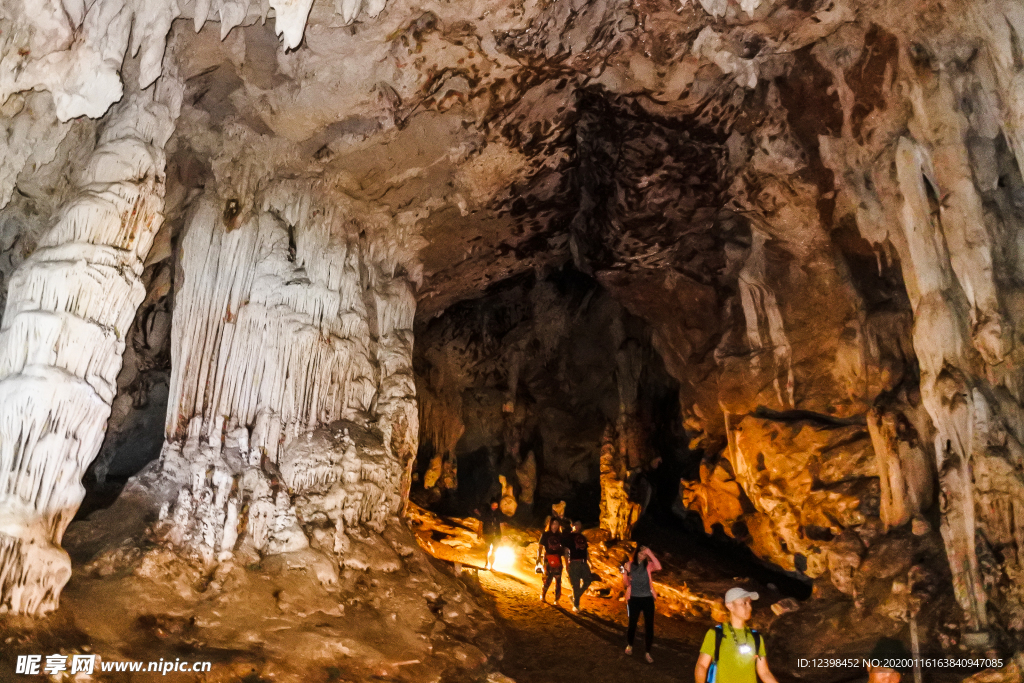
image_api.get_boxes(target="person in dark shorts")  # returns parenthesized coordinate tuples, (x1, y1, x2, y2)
(623, 545, 662, 663)
(538, 518, 566, 604)
(566, 520, 593, 613)
(479, 498, 504, 570)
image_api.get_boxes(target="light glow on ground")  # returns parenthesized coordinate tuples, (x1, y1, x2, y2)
(493, 545, 516, 570)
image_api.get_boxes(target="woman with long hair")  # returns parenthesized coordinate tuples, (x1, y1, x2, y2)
(622, 544, 662, 663)
(538, 518, 566, 604)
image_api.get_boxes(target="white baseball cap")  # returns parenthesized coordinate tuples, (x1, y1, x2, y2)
(724, 587, 760, 604)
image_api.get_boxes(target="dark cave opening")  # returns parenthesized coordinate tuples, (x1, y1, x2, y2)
(410, 263, 693, 523)
(410, 263, 813, 598)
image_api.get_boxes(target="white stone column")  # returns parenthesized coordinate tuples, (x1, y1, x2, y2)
(0, 88, 179, 615)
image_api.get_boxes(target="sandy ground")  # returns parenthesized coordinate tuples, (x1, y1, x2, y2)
(478, 565, 706, 683)
(408, 507, 734, 683)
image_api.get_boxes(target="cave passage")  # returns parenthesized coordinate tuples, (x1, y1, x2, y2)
(411, 264, 814, 602)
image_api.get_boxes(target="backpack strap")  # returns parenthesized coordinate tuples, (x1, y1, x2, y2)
(752, 629, 761, 658)
(713, 624, 724, 663)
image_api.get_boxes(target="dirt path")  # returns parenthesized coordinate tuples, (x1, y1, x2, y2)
(477, 565, 706, 683)
(407, 507, 725, 683)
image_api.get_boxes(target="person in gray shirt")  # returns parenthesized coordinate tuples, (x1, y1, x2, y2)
(622, 545, 662, 663)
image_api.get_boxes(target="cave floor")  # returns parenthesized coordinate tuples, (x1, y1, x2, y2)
(477, 564, 703, 683)
(407, 506, 978, 683)
(407, 505, 778, 683)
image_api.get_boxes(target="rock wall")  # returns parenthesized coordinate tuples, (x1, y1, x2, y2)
(814, 9, 1024, 638)
(562, 0, 1024, 647)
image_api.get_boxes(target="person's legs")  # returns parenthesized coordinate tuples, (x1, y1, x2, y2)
(553, 570, 562, 602)
(581, 565, 594, 595)
(626, 598, 641, 652)
(568, 563, 584, 608)
(641, 597, 655, 653)
(486, 541, 495, 569)
(542, 570, 553, 600)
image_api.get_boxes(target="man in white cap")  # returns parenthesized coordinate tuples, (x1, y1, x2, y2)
(694, 587, 779, 683)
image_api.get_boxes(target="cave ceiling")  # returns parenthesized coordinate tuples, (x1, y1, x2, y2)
(157, 0, 837, 322)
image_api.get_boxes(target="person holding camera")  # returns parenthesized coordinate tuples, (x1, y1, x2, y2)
(622, 545, 662, 663)
(695, 588, 779, 683)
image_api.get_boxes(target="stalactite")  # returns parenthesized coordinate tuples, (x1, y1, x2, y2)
(819, 16, 1024, 636)
(0, 83, 180, 615)
(155, 186, 416, 563)
(867, 407, 933, 532)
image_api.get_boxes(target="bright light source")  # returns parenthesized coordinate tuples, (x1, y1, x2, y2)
(493, 545, 516, 570)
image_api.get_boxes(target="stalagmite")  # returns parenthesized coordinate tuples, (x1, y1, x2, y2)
(599, 426, 640, 541)
(516, 451, 537, 506)
(154, 187, 416, 563)
(0, 83, 180, 614)
(498, 474, 517, 517)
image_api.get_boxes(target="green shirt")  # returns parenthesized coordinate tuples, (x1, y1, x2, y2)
(700, 625, 766, 683)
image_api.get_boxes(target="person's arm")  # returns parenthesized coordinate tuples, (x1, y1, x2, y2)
(695, 652, 712, 683)
(756, 655, 779, 683)
(644, 549, 662, 572)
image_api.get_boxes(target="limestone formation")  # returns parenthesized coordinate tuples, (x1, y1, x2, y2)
(151, 188, 415, 563)
(0, 81, 180, 614)
(599, 427, 640, 541)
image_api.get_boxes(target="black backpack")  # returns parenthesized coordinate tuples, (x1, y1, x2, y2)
(708, 625, 761, 683)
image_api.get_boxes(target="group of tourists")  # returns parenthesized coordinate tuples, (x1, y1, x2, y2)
(478, 500, 910, 683)
(536, 516, 594, 613)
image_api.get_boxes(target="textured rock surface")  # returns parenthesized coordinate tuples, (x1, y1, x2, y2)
(147, 185, 416, 564)
(412, 269, 681, 527)
(0, 79, 181, 614)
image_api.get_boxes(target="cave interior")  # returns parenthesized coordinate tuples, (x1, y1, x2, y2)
(2, 0, 1024, 680)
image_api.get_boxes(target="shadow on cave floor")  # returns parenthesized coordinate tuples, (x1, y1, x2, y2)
(477, 566, 702, 683)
